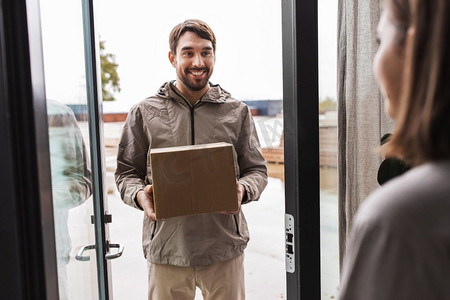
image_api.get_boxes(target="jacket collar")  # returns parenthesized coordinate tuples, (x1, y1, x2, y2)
(156, 81, 231, 104)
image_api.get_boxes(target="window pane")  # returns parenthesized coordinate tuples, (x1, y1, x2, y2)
(319, 0, 340, 298)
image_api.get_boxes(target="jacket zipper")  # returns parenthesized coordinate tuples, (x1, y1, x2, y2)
(190, 106, 195, 145)
(189, 101, 203, 145)
(233, 215, 241, 236)
(173, 87, 201, 145)
(150, 221, 157, 240)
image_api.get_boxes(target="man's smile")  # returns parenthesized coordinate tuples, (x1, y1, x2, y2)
(188, 69, 208, 77)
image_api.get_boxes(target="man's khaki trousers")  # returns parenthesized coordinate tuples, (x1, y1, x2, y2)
(147, 254, 245, 300)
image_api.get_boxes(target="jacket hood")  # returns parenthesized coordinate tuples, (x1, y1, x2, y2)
(156, 81, 232, 104)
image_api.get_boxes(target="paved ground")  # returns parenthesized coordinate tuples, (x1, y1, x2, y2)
(64, 120, 339, 299)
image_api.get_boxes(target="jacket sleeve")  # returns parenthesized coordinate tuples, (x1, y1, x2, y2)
(236, 105, 268, 203)
(115, 106, 149, 210)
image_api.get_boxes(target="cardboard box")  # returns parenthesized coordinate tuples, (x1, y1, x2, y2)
(150, 142, 238, 219)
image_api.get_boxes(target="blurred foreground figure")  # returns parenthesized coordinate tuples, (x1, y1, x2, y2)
(339, 0, 450, 299)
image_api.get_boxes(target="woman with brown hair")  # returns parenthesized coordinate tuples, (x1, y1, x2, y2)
(339, 0, 450, 299)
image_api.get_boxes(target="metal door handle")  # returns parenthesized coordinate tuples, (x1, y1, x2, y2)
(105, 242, 124, 260)
(75, 244, 95, 261)
(75, 242, 124, 261)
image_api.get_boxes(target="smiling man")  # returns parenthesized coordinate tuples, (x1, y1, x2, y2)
(169, 30, 215, 99)
(115, 19, 268, 300)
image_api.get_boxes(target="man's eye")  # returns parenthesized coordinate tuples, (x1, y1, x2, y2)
(183, 52, 192, 56)
(202, 51, 212, 56)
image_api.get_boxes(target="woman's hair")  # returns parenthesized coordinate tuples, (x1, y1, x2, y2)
(383, 0, 450, 165)
(169, 19, 216, 55)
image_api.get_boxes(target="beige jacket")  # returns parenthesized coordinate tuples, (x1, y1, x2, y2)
(115, 82, 267, 266)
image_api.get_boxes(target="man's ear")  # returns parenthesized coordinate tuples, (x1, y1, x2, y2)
(168, 51, 176, 67)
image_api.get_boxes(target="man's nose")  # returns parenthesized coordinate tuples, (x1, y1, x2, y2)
(192, 53, 205, 67)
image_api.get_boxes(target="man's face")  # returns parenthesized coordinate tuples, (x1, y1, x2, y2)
(169, 31, 215, 95)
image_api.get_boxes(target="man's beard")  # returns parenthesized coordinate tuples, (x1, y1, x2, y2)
(179, 68, 211, 92)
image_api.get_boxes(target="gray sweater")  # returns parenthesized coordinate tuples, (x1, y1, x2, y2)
(340, 161, 450, 300)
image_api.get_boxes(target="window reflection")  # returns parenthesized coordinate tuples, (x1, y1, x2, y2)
(47, 100, 93, 299)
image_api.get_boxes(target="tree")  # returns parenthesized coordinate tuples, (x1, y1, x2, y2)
(100, 40, 120, 101)
(319, 96, 337, 111)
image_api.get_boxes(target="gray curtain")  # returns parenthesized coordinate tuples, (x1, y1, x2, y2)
(337, 0, 394, 267)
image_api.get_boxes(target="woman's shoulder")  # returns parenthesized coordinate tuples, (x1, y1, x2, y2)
(355, 161, 450, 231)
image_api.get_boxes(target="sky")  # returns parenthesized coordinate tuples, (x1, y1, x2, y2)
(40, 0, 337, 113)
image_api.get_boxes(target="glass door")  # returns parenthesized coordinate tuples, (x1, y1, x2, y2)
(39, 0, 119, 298)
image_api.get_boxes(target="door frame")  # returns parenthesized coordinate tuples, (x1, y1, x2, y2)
(0, 0, 112, 298)
(0, 0, 58, 298)
(282, 0, 321, 299)
(81, 0, 113, 298)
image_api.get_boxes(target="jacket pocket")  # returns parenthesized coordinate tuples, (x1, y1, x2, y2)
(233, 215, 242, 237)
(150, 221, 157, 241)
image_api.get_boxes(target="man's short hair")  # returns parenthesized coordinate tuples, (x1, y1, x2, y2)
(169, 19, 216, 54)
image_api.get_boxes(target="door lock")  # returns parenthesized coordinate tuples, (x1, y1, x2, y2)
(285, 214, 295, 273)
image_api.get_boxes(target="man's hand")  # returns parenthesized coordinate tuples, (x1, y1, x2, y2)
(137, 185, 157, 221)
(221, 180, 245, 215)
